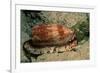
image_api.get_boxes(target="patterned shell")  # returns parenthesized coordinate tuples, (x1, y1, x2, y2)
(32, 24, 76, 46)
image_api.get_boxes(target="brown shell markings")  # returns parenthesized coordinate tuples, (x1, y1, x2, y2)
(32, 24, 77, 46)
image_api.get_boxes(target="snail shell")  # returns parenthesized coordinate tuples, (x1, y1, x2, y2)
(32, 24, 77, 46)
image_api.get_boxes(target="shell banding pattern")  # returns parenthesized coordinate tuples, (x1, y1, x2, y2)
(32, 24, 77, 47)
